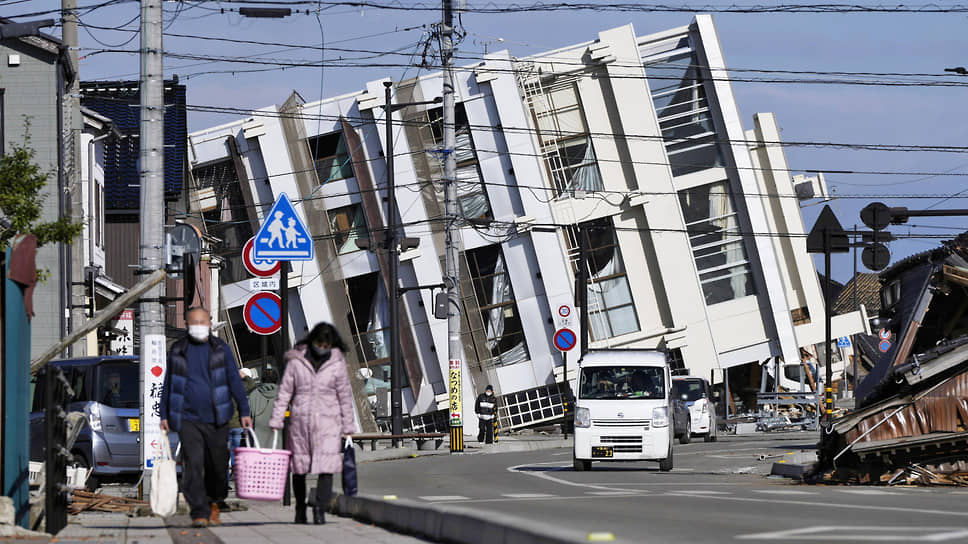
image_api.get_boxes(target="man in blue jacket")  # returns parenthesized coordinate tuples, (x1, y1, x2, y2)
(160, 307, 251, 527)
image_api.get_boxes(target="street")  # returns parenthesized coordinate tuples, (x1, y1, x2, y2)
(354, 433, 968, 543)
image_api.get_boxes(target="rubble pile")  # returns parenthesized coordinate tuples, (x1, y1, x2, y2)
(69, 490, 147, 514)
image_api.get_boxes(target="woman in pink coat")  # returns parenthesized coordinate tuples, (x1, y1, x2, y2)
(269, 323, 355, 524)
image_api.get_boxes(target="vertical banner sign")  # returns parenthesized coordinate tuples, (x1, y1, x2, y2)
(449, 359, 462, 426)
(110, 309, 135, 355)
(142, 334, 167, 469)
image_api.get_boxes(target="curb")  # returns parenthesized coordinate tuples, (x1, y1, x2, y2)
(335, 494, 585, 544)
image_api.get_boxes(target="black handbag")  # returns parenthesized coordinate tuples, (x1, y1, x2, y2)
(341, 438, 358, 496)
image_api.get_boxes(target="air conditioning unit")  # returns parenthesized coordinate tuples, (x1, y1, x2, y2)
(793, 172, 829, 201)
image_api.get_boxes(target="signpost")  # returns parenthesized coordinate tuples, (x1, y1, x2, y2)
(806, 205, 849, 427)
(243, 236, 281, 278)
(250, 192, 314, 504)
(554, 327, 577, 438)
(243, 292, 283, 335)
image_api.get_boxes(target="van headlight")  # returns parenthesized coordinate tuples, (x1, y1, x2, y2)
(652, 406, 669, 428)
(87, 404, 102, 432)
(575, 407, 591, 428)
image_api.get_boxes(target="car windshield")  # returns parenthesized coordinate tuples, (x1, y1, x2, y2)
(96, 362, 139, 409)
(579, 366, 665, 400)
(673, 380, 705, 402)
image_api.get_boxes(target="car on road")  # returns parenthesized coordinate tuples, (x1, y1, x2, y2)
(672, 376, 718, 443)
(30, 356, 179, 489)
(572, 350, 675, 472)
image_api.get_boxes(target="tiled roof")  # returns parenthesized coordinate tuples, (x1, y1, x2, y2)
(832, 272, 881, 315)
(80, 79, 186, 211)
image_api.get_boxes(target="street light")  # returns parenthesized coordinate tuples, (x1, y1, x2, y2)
(944, 67, 968, 75)
(357, 81, 440, 445)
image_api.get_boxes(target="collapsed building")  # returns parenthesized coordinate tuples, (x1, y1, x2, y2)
(816, 233, 968, 483)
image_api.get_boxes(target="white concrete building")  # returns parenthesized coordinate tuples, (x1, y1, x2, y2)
(187, 15, 862, 435)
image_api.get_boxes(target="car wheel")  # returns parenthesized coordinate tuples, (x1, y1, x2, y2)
(679, 419, 692, 445)
(658, 442, 673, 472)
(71, 451, 99, 492)
(573, 456, 591, 472)
(705, 417, 718, 442)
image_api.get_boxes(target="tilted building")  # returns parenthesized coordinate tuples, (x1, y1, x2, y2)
(187, 15, 862, 435)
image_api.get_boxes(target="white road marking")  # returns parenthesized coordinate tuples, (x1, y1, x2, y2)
(501, 493, 555, 499)
(737, 526, 968, 541)
(839, 489, 895, 496)
(418, 495, 470, 501)
(666, 490, 731, 495)
(586, 481, 735, 486)
(507, 461, 655, 493)
(585, 491, 641, 496)
(662, 492, 968, 518)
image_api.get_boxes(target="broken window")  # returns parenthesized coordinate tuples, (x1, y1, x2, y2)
(464, 244, 530, 367)
(678, 180, 756, 305)
(307, 130, 354, 183)
(527, 79, 603, 196)
(643, 38, 725, 177)
(346, 272, 402, 392)
(193, 158, 253, 284)
(328, 204, 367, 254)
(567, 218, 640, 340)
(426, 105, 492, 220)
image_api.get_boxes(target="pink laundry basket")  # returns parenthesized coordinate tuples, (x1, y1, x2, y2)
(234, 429, 291, 501)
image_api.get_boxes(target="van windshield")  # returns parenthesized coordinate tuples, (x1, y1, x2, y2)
(579, 366, 665, 400)
(673, 380, 705, 402)
(96, 362, 140, 409)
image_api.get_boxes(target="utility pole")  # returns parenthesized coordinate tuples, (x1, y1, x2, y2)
(442, 0, 463, 453)
(63, 0, 86, 357)
(384, 81, 404, 446)
(138, 0, 166, 494)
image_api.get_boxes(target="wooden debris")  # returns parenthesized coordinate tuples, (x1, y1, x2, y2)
(69, 490, 147, 514)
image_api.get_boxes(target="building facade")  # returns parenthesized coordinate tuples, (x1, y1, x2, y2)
(188, 15, 862, 435)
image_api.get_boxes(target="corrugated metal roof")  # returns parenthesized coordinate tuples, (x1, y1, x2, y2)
(80, 79, 186, 211)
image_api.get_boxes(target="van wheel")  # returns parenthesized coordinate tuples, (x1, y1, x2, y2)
(573, 457, 591, 472)
(658, 444, 673, 472)
(679, 420, 692, 445)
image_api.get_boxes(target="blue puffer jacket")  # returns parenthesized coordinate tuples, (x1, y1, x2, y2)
(161, 335, 249, 432)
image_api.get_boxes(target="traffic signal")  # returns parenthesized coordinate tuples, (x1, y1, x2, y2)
(860, 202, 894, 271)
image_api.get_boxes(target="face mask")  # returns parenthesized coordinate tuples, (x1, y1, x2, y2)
(311, 344, 331, 357)
(188, 325, 210, 342)
(486, 390, 493, 396)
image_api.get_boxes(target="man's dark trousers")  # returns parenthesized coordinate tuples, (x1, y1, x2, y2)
(477, 418, 494, 443)
(179, 420, 230, 520)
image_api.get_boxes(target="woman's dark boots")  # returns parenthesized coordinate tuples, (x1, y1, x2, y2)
(312, 474, 332, 524)
(292, 474, 308, 524)
(312, 506, 325, 525)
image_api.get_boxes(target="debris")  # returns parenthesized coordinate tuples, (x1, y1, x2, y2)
(69, 490, 147, 515)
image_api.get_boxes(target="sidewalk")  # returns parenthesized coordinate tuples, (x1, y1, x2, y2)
(30, 498, 424, 544)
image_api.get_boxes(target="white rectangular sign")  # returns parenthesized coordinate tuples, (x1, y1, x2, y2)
(249, 277, 280, 291)
(109, 309, 135, 355)
(142, 334, 167, 470)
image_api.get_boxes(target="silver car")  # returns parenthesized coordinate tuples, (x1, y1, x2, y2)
(30, 356, 179, 489)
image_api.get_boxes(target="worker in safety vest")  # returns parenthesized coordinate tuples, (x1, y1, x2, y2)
(475, 385, 497, 443)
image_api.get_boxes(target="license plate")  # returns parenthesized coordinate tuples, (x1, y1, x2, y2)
(128, 418, 140, 432)
(591, 446, 613, 458)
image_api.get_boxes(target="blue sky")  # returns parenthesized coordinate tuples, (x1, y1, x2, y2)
(9, 1, 968, 282)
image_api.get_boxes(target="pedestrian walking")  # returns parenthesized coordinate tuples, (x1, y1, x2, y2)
(247, 367, 280, 451)
(160, 307, 252, 528)
(269, 322, 356, 525)
(475, 385, 497, 444)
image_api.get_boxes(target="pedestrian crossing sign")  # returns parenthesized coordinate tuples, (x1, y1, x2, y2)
(253, 193, 314, 261)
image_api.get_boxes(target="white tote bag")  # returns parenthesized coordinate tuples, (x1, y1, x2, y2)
(150, 431, 178, 517)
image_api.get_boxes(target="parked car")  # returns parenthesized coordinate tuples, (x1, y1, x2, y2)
(672, 376, 719, 443)
(30, 356, 179, 490)
(671, 386, 692, 444)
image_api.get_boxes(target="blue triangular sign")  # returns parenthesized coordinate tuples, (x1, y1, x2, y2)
(252, 193, 314, 261)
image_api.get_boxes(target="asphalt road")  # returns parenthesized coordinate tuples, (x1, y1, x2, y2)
(357, 433, 968, 543)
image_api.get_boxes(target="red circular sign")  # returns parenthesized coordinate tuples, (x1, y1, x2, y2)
(554, 328, 577, 352)
(558, 305, 571, 318)
(243, 292, 283, 335)
(243, 237, 281, 278)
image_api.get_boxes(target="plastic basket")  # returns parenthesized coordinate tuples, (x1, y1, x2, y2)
(234, 429, 291, 501)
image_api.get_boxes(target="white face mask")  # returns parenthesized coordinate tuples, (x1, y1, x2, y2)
(188, 325, 210, 342)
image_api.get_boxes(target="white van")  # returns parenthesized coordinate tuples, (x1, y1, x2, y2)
(572, 350, 673, 472)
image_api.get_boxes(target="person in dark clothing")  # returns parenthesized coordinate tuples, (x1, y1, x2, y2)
(160, 307, 251, 528)
(475, 385, 497, 444)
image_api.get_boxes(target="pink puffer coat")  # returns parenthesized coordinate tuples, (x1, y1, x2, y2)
(269, 346, 356, 475)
